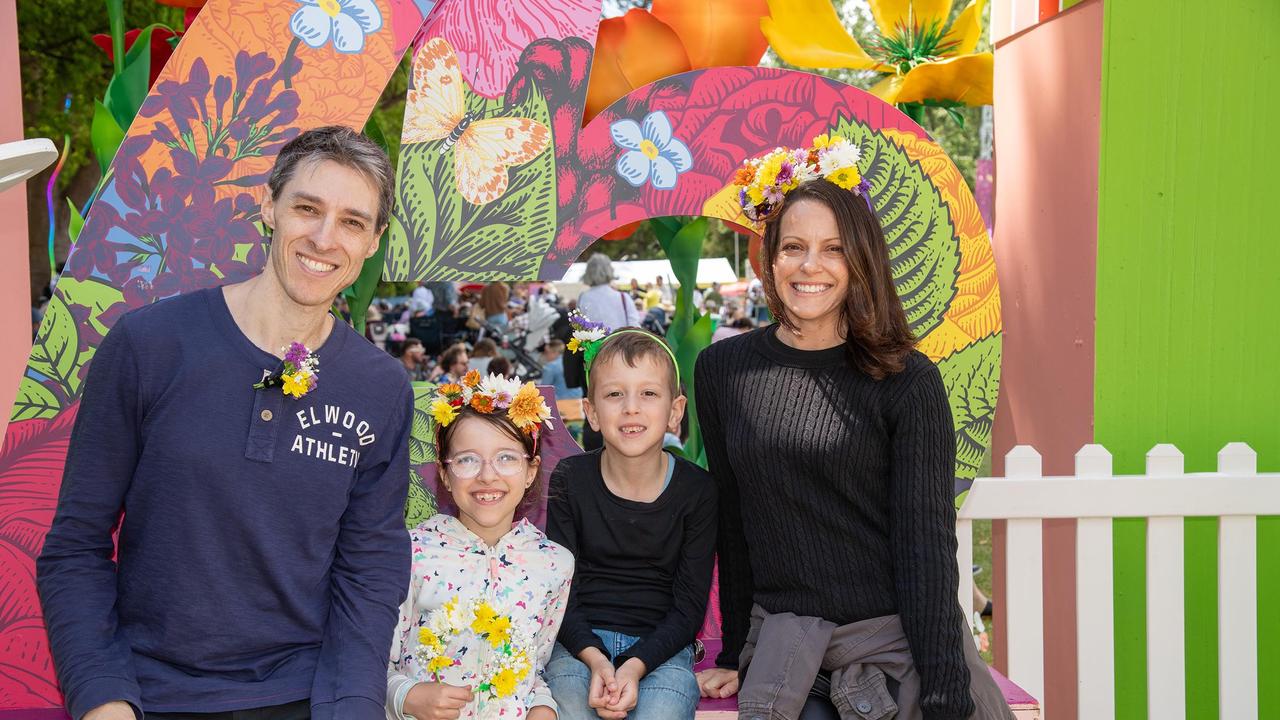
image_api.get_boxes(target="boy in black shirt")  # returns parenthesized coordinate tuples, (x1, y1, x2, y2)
(545, 330, 717, 720)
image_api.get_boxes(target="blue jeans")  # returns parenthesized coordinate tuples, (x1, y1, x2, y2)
(544, 629, 699, 720)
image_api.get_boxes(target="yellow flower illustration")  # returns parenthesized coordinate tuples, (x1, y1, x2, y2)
(431, 400, 458, 427)
(281, 372, 310, 399)
(762, 0, 993, 119)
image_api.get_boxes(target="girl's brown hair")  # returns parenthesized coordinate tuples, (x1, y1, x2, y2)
(760, 178, 915, 379)
(437, 409, 542, 516)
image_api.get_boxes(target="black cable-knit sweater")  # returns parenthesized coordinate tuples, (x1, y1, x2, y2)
(694, 325, 973, 720)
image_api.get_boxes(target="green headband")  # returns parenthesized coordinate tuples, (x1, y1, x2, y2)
(582, 329, 681, 389)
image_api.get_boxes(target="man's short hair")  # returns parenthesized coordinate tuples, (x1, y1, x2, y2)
(267, 125, 393, 230)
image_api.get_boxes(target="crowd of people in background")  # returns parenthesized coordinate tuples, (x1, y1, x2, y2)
(366, 252, 771, 392)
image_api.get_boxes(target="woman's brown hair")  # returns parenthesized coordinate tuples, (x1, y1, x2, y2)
(437, 409, 543, 516)
(760, 178, 915, 379)
(479, 282, 510, 317)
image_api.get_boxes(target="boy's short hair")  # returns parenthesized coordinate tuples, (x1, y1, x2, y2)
(545, 339, 566, 353)
(587, 329, 680, 398)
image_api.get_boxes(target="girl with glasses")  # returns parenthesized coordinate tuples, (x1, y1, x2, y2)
(386, 372, 571, 720)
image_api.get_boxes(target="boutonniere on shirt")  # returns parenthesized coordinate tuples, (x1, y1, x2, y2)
(253, 342, 318, 399)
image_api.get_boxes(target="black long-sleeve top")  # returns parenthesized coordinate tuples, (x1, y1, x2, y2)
(546, 449, 717, 673)
(694, 326, 973, 720)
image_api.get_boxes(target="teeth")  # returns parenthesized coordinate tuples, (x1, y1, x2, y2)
(474, 492, 504, 502)
(793, 283, 830, 294)
(298, 255, 337, 273)
(620, 426, 645, 434)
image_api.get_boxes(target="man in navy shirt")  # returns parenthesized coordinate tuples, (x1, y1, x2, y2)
(37, 126, 413, 720)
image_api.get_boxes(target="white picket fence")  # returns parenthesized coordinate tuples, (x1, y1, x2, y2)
(956, 442, 1279, 719)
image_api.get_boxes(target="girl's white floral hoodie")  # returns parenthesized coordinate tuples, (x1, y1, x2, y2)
(386, 513, 574, 720)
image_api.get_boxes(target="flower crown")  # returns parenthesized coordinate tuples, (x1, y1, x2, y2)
(430, 370, 553, 439)
(733, 133, 870, 224)
(568, 310, 681, 386)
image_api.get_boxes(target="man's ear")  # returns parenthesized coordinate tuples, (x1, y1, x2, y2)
(260, 193, 276, 234)
(365, 226, 384, 259)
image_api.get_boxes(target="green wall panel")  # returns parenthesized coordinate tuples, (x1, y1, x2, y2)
(1097, 1, 1280, 717)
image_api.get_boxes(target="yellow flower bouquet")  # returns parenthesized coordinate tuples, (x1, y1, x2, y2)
(414, 596, 533, 705)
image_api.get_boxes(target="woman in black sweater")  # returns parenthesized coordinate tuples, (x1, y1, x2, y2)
(694, 172, 1006, 719)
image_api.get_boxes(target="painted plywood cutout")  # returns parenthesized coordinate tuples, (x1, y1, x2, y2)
(0, 0, 1001, 710)
(391, 60, 1001, 484)
(0, 0, 439, 708)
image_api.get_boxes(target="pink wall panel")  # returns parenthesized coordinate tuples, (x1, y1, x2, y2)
(0, 1, 33, 441)
(990, 1, 1103, 716)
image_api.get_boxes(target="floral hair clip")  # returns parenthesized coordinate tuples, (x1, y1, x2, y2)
(253, 342, 318, 399)
(733, 133, 871, 224)
(568, 310, 680, 386)
(429, 369, 553, 440)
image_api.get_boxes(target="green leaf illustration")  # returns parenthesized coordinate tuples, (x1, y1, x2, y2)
(406, 382, 439, 528)
(29, 296, 83, 401)
(406, 468, 437, 529)
(937, 333, 1002, 480)
(90, 101, 125, 177)
(831, 116, 960, 338)
(12, 377, 61, 422)
(409, 382, 438, 467)
(56, 277, 125, 339)
(387, 81, 556, 280)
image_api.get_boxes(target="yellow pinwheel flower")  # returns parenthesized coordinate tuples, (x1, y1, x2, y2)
(762, 0, 992, 117)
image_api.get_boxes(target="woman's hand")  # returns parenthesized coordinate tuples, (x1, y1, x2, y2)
(696, 667, 739, 698)
(527, 705, 557, 720)
(403, 681, 474, 720)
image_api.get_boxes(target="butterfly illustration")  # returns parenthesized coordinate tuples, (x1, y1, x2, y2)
(402, 37, 551, 205)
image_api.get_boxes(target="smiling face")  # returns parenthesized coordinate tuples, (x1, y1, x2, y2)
(440, 414, 539, 545)
(260, 159, 383, 311)
(583, 352, 685, 459)
(771, 198, 852, 336)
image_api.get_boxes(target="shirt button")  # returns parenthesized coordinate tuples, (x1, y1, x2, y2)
(855, 701, 873, 714)
(260, 409, 274, 421)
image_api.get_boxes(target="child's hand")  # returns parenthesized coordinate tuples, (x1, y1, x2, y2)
(584, 656, 624, 719)
(527, 705, 557, 720)
(696, 667, 739, 698)
(603, 658, 643, 715)
(402, 681, 474, 720)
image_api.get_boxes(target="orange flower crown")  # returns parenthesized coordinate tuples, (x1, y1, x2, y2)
(429, 370, 553, 440)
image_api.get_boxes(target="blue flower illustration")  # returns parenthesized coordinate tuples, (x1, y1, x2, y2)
(611, 111, 692, 190)
(289, 0, 383, 54)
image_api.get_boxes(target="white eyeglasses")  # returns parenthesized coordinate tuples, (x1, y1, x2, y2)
(444, 451, 529, 479)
